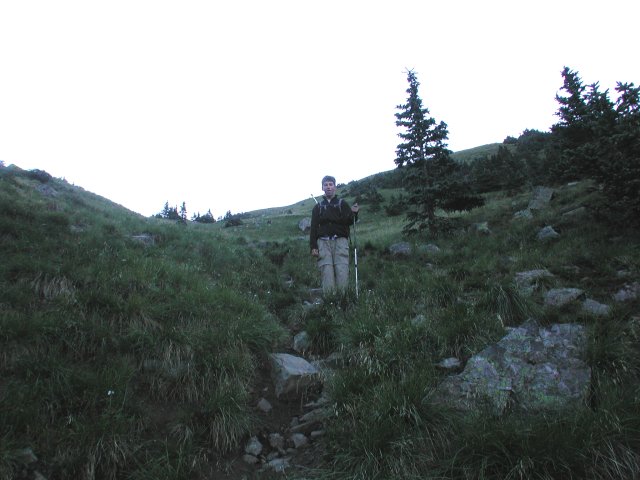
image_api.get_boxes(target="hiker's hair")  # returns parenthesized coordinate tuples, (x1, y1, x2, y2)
(322, 175, 336, 186)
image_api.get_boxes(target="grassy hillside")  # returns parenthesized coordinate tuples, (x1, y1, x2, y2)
(450, 142, 514, 163)
(2, 163, 640, 480)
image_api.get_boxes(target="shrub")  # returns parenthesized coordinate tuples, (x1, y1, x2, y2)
(26, 169, 52, 183)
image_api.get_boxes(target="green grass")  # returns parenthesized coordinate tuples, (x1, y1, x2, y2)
(2, 165, 640, 479)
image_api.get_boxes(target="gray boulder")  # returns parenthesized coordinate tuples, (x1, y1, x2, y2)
(293, 331, 311, 353)
(515, 269, 554, 295)
(544, 288, 584, 307)
(298, 217, 312, 233)
(513, 208, 533, 220)
(528, 186, 554, 210)
(389, 242, 412, 257)
(537, 225, 560, 241)
(613, 282, 640, 302)
(432, 320, 591, 415)
(437, 357, 462, 371)
(582, 298, 611, 317)
(257, 397, 273, 413)
(245, 436, 263, 456)
(269, 353, 320, 398)
(472, 222, 491, 235)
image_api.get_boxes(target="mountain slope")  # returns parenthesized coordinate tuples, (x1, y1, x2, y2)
(2, 162, 640, 480)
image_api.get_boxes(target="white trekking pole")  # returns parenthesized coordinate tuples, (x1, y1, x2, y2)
(352, 216, 359, 298)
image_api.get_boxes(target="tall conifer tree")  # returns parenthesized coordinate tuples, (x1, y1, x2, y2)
(394, 70, 482, 234)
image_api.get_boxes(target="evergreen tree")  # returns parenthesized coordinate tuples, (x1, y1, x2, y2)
(193, 209, 216, 224)
(595, 81, 640, 225)
(161, 201, 171, 218)
(552, 67, 616, 180)
(551, 67, 640, 226)
(155, 201, 180, 220)
(515, 129, 554, 184)
(180, 202, 187, 222)
(394, 70, 482, 234)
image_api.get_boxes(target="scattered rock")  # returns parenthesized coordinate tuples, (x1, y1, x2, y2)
(437, 357, 462, 370)
(613, 282, 640, 302)
(513, 208, 533, 220)
(293, 331, 311, 353)
(298, 217, 311, 233)
(290, 433, 309, 449)
(410, 314, 427, 327)
(515, 269, 554, 295)
(307, 288, 324, 304)
(243, 454, 260, 465)
(269, 353, 321, 398)
(265, 457, 290, 472)
(267, 451, 280, 461)
(389, 242, 412, 257)
(544, 288, 584, 307)
(13, 447, 38, 465)
(582, 298, 611, 317)
(245, 436, 263, 456)
(537, 225, 560, 241)
(257, 397, 273, 413)
(472, 222, 491, 235)
(268, 433, 285, 451)
(528, 186, 554, 210)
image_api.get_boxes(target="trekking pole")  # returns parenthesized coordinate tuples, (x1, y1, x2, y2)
(310, 194, 319, 205)
(352, 216, 359, 299)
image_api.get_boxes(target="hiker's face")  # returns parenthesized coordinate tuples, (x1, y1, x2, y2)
(322, 181, 336, 199)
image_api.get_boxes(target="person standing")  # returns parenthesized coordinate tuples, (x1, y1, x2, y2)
(310, 175, 359, 293)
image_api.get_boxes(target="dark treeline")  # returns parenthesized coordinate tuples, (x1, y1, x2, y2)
(348, 67, 640, 230)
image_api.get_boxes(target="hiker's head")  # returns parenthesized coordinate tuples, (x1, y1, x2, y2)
(322, 176, 336, 199)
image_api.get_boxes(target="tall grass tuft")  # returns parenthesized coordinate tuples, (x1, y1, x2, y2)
(199, 376, 254, 453)
(478, 282, 541, 327)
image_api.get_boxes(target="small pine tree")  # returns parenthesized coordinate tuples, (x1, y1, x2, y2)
(395, 70, 482, 234)
(161, 201, 171, 218)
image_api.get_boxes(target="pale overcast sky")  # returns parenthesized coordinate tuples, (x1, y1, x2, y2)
(1, 1, 638, 218)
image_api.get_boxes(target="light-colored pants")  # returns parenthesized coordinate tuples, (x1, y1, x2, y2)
(317, 237, 350, 293)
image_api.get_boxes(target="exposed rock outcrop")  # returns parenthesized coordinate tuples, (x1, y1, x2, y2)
(432, 320, 591, 415)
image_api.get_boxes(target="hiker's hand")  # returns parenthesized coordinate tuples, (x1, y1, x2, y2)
(351, 203, 359, 213)
(311, 248, 319, 257)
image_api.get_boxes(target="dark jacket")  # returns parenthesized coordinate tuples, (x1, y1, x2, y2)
(309, 196, 357, 250)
